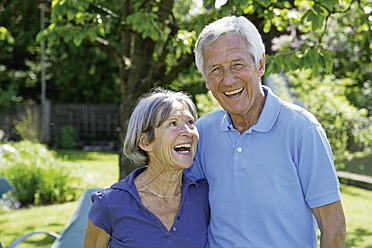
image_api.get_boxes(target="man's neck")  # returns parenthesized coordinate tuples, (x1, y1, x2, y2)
(230, 94, 266, 134)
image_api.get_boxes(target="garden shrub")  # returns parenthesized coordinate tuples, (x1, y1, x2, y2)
(286, 70, 372, 168)
(54, 125, 79, 149)
(0, 140, 87, 205)
(14, 108, 41, 142)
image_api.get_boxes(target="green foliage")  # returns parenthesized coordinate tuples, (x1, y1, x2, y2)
(213, 0, 342, 76)
(126, 12, 162, 41)
(0, 141, 86, 205)
(0, 26, 15, 44)
(342, 150, 372, 177)
(14, 108, 40, 142)
(324, 0, 372, 115)
(0, 0, 42, 107)
(37, 0, 106, 47)
(0, 79, 19, 112)
(287, 70, 372, 167)
(54, 125, 79, 149)
(195, 92, 220, 117)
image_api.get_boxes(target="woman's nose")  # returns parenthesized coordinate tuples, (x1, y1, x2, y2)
(180, 124, 193, 136)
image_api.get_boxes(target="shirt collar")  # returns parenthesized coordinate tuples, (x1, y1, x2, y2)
(220, 85, 281, 133)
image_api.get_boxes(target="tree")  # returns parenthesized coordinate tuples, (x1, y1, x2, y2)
(0, 0, 41, 110)
(269, 0, 371, 165)
(37, 0, 367, 179)
(0, 0, 121, 108)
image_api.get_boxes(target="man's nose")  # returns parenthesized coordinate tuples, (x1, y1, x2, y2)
(222, 68, 236, 86)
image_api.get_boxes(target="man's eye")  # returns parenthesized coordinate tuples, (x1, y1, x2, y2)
(188, 119, 195, 125)
(170, 121, 177, 126)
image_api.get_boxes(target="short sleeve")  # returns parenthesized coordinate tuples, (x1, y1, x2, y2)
(88, 190, 112, 235)
(297, 124, 341, 208)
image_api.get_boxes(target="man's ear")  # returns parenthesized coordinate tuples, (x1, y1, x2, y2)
(258, 53, 266, 77)
(139, 133, 152, 152)
(201, 72, 211, 90)
(205, 81, 211, 90)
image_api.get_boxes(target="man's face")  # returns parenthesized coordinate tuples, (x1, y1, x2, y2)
(202, 33, 265, 117)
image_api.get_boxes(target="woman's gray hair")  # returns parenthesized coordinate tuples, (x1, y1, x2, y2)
(195, 16, 265, 77)
(123, 87, 198, 167)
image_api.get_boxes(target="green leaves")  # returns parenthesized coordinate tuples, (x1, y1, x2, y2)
(265, 46, 334, 76)
(126, 12, 161, 41)
(302, 7, 325, 31)
(38, 0, 106, 47)
(0, 26, 15, 44)
(323, 0, 339, 11)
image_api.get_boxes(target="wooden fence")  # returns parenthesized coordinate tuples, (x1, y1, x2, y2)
(0, 103, 121, 144)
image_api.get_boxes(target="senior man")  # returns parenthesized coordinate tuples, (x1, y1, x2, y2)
(186, 16, 346, 248)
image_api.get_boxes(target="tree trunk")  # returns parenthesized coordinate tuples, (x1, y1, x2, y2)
(117, 0, 183, 180)
(118, 32, 157, 179)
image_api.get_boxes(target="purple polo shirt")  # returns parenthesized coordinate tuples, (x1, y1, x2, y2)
(88, 167, 209, 248)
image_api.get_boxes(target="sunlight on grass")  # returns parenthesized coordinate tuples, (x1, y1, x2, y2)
(0, 201, 77, 248)
(57, 150, 119, 188)
(341, 185, 372, 247)
(0, 150, 119, 248)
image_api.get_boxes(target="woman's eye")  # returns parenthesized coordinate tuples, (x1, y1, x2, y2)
(233, 63, 243, 70)
(211, 67, 220, 75)
(170, 121, 177, 126)
(188, 119, 195, 125)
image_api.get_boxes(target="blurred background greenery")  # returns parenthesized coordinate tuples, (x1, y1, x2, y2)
(0, 0, 371, 247)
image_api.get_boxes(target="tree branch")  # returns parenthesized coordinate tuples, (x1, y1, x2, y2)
(319, 14, 330, 45)
(93, 37, 131, 70)
(89, 3, 120, 20)
(159, 53, 195, 86)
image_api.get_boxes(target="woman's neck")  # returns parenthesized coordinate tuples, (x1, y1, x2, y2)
(137, 165, 183, 197)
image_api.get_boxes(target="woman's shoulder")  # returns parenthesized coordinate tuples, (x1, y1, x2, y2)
(194, 178, 208, 188)
(183, 173, 208, 188)
(91, 183, 132, 204)
(188, 177, 209, 196)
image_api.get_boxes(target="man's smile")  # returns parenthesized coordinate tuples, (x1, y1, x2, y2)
(224, 88, 244, 97)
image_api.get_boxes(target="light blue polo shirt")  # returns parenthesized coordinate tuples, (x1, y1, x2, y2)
(186, 86, 341, 248)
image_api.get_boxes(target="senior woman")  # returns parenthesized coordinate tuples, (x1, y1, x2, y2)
(84, 88, 209, 248)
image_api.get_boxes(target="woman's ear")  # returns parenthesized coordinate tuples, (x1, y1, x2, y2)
(139, 133, 152, 152)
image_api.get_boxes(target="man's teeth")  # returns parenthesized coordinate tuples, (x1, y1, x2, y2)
(225, 88, 243, 96)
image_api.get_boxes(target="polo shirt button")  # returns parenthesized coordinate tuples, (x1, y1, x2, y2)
(237, 147, 242, 152)
(172, 226, 177, 232)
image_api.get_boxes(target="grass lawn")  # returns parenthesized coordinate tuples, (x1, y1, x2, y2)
(1, 150, 372, 247)
(0, 150, 119, 248)
(341, 185, 372, 247)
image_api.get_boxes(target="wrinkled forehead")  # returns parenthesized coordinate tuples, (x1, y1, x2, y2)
(156, 101, 193, 127)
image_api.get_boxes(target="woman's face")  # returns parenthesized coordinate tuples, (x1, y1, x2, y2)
(142, 101, 199, 170)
